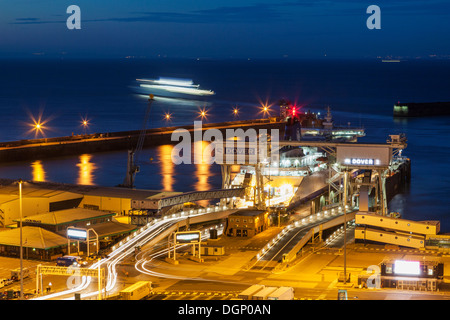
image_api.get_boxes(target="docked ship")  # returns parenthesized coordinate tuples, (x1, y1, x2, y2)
(393, 101, 450, 117)
(226, 100, 367, 211)
(136, 77, 215, 100)
(279, 99, 365, 142)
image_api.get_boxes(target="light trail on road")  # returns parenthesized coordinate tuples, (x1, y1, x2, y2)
(32, 215, 190, 300)
(134, 226, 236, 284)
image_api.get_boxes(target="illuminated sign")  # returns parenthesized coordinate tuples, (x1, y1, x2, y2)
(67, 227, 88, 241)
(175, 231, 201, 244)
(336, 145, 391, 167)
(344, 158, 380, 166)
(394, 260, 421, 276)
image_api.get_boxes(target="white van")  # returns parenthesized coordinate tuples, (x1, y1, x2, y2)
(11, 268, 30, 281)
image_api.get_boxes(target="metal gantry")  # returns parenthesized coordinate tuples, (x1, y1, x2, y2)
(36, 264, 105, 300)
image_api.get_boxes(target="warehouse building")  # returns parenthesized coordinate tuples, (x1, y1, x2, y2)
(0, 208, 137, 260)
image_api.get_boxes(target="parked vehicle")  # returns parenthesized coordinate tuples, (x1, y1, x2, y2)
(237, 285, 265, 300)
(56, 255, 87, 267)
(267, 287, 294, 300)
(1, 279, 14, 287)
(119, 281, 152, 300)
(252, 287, 278, 300)
(10, 268, 29, 281)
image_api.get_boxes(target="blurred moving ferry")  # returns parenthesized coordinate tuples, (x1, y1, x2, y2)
(136, 77, 215, 99)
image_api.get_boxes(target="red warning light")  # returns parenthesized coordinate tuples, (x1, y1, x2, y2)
(291, 105, 298, 117)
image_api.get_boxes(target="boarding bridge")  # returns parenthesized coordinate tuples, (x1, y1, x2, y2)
(158, 188, 245, 209)
(287, 171, 329, 210)
(354, 227, 426, 249)
(246, 207, 357, 270)
(354, 212, 440, 249)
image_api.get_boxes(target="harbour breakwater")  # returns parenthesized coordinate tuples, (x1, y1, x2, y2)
(0, 119, 284, 163)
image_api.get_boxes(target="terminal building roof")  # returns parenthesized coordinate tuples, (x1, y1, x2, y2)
(0, 226, 67, 249)
(0, 179, 181, 201)
(13, 208, 115, 226)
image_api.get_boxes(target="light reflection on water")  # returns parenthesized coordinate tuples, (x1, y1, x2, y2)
(31, 160, 46, 182)
(158, 144, 174, 192)
(193, 140, 213, 207)
(76, 154, 97, 185)
(2, 144, 221, 195)
(194, 140, 212, 192)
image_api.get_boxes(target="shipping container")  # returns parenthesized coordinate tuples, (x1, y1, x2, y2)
(237, 284, 265, 300)
(119, 281, 152, 300)
(252, 286, 277, 300)
(267, 287, 294, 300)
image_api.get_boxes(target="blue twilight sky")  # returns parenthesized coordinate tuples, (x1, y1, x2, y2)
(0, 0, 449, 59)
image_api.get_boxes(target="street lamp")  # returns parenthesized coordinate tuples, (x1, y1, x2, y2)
(343, 170, 348, 285)
(198, 107, 208, 120)
(232, 107, 239, 117)
(259, 101, 273, 118)
(164, 112, 172, 122)
(18, 179, 24, 300)
(33, 122, 45, 137)
(81, 117, 89, 135)
(82, 120, 88, 135)
(26, 110, 51, 138)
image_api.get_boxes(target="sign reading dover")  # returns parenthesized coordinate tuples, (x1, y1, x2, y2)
(336, 145, 391, 167)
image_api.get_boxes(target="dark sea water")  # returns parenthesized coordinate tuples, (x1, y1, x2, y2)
(0, 58, 449, 230)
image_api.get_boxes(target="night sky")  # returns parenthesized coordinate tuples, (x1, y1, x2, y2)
(1, 0, 449, 59)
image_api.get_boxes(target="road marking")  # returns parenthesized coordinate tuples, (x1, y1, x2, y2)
(317, 279, 337, 300)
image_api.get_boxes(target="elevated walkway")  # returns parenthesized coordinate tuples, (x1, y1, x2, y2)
(354, 212, 441, 249)
(246, 207, 357, 271)
(159, 188, 245, 209)
(287, 171, 328, 210)
(355, 212, 440, 235)
(354, 227, 426, 249)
